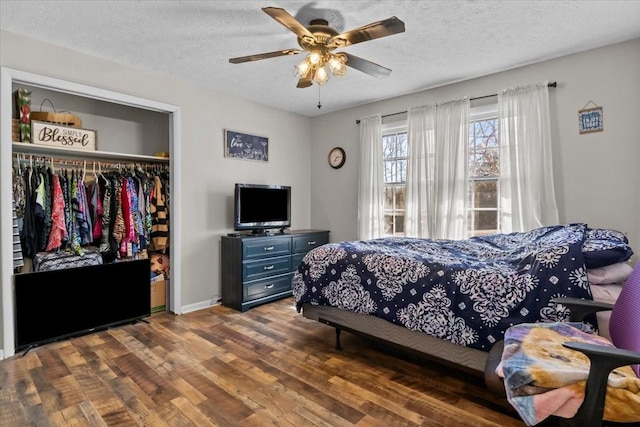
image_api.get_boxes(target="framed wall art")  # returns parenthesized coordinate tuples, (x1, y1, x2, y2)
(224, 129, 268, 162)
(578, 101, 603, 134)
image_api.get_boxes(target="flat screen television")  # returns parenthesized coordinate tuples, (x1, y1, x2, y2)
(14, 259, 151, 352)
(234, 183, 291, 234)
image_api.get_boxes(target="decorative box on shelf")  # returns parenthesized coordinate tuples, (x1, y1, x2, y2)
(30, 120, 97, 151)
(12, 119, 20, 142)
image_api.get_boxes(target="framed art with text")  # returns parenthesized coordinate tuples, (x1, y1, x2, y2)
(578, 102, 603, 134)
(224, 129, 268, 162)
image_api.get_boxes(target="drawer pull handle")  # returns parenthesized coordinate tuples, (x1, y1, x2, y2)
(265, 284, 274, 289)
(264, 265, 274, 271)
(307, 241, 316, 245)
(264, 246, 275, 251)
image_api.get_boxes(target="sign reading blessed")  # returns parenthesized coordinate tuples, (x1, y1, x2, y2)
(31, 120, 97, 151)
(578, 105, 603, 134)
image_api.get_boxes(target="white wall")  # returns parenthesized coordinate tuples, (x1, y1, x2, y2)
(0, 31, 312, 342)
(310, 39, 640, 264)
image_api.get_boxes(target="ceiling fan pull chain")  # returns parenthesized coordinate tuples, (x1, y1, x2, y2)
(317, 85, 322, 109)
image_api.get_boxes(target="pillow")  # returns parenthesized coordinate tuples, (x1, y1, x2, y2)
(590, 283, 624, 342)
(583, 227, 633, 269)
(587, 262, 634, 285)
(586, 227, 629, 243)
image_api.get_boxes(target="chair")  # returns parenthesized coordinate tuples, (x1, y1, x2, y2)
(484, 261, 640, 427)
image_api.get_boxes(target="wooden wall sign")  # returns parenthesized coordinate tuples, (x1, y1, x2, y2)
(31, 120, 97, 151)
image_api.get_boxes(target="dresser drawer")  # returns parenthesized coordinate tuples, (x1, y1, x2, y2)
(243, 255, 291, 282)
(243, 274, 292, 302)
(243, 237, 291, 260)
(292, 233, 328, 254)
(291, 253, 306, 271)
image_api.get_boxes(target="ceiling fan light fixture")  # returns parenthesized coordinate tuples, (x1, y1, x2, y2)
(295, 58, 312, 77)
(229, 8, 405, 89)
(328, 53, 347, 76)
(314, 66, 329, 84)
(308, 51, 322, 65)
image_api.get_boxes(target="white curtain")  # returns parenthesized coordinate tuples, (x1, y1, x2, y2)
(498, 82, 559, 232)
(405, 98, 469, 239)
(357, 114, 384, 240)
(405, 105, 435, 237)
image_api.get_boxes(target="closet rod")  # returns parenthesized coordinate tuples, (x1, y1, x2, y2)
(12, 153, 168, 170)
(355, 81, 557, 124)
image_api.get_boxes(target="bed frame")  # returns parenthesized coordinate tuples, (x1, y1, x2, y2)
(300, 303, 488, 377)
(300, 281, 624, 379)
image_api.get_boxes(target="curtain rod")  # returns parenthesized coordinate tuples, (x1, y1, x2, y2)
(355, 81, 557, 124)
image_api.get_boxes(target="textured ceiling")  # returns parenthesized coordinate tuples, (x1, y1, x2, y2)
(1, 1, 640, 117)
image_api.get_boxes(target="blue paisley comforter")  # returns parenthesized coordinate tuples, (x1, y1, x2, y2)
(292, 223, 596, 352)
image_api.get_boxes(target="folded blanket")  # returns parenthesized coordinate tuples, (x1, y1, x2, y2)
(496, 322, 640, 425)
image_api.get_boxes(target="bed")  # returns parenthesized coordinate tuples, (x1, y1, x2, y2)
(292, 223, 634, 376)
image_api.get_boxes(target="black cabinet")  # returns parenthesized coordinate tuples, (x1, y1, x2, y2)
(221, 230, 329, 312)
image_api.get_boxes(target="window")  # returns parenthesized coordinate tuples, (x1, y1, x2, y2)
(382, 125, 407, 236)
(381, 105, 500, 239)
(467, 105, 499, 237)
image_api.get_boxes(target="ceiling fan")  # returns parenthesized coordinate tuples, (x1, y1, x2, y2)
(229, 7, 405, 88)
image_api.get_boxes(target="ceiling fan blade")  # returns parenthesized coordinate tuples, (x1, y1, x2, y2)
(296, 76, 313, 88)
(344, 53, 392, 78)
(229, 48, 302, 64)
(262, 7, 316, 44)
(296, 65, 314, 88)
(327, 16, 405, 49)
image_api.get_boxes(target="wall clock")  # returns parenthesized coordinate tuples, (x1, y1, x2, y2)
(328, 147, 346, 169)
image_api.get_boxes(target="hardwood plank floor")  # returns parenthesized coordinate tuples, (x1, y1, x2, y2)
(0, 297, 525, 426)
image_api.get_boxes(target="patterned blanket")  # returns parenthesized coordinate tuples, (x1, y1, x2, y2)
(496, 322, 640, 425)
(292, 223, 594, 352)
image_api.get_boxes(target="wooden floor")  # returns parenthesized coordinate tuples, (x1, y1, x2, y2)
(0, 297, 525, 426)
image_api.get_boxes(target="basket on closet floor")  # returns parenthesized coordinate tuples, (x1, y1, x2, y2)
(30, 98, 82, 128)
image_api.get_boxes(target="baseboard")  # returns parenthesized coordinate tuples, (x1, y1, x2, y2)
(181, 297, 221, 314)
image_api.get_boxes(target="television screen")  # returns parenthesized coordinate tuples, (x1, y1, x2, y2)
(14, 259, 151, 351)
(234, 183, 291, 232)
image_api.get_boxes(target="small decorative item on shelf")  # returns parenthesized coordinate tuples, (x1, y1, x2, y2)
(30, 98, 83, 128)
(14, 88, 32, 142)
(12, 118, 20, 142)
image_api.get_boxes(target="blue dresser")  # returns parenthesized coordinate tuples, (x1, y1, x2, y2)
(221, 230, 329, 311)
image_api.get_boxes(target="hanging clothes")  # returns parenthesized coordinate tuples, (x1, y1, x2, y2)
(130, 175, 146, 252)
(37, 166, 52, 252)
(45, 173, 67, 251)
(120, 175, 133, 256)
(60, 169, 71, 246)
(149, 174, 169, 252)
(76, 173, 93, 245)
(69, 170, 83, 256)
(88, 180, 102, 241)
(20, 166, 39, 259)
(11, 155, 169, 262)
(12, 198, 24, 270)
